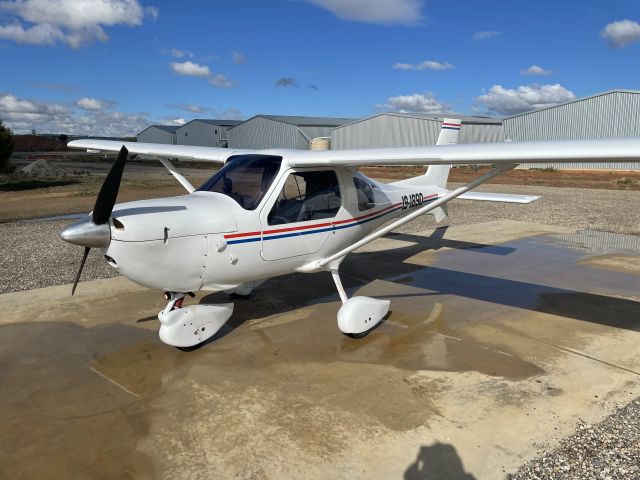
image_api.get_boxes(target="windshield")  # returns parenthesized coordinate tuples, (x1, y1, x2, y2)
(197, 155, 282, 210)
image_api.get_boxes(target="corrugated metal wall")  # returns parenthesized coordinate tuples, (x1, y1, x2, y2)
(177, 121, 225, 147)
(331, 114, 503, 149)
(459, 122, 504, 144)
(504, 91, 640, 170)
(228, 117, 301, 149)
(137, 128, 176, 144)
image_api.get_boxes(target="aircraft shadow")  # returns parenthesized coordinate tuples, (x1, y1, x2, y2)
(385, 228, 515, 256)
(198, 227, 640, 346)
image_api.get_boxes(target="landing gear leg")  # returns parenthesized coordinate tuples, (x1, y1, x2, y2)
(330, 269, 390, 338)
(158, 292, 234, 350)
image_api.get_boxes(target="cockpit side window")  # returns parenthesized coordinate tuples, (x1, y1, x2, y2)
(268, 170, 341, 225)
(353, 174, 376, 211)
(197, 155, 282, 210)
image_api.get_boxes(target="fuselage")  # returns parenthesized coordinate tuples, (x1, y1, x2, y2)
(98, 154, 444, 293)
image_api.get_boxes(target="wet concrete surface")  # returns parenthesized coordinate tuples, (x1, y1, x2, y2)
(1, 220, 640, 479)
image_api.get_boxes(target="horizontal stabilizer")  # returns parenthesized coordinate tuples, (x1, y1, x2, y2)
(456, 192, 540, 204)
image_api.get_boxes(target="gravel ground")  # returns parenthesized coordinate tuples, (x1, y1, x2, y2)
(1, 183, 639, 295)
(396, 183, 640, 236)
(510, 399, 640, 479)
(0, 219, 118, 294)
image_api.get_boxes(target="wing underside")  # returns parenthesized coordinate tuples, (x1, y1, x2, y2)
(457, 192, 540, 203)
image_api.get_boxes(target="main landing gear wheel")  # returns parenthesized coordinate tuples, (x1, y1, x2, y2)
(331, 269, 391, 338)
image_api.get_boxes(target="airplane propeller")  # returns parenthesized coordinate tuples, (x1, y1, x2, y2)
(92, 145, 128, 225)
(63, 145, 129, 295)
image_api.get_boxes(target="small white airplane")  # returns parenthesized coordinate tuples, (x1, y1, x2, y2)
(61, 119, 640, 349)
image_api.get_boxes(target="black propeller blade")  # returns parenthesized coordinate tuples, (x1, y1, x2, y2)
(70, 145, 128, 295)
(72, 246, 90, 296)
(92, 145, 128, 225)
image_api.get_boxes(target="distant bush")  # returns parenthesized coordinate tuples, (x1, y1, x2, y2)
(617, 177, 637, 185)
(0, 121, 14, 171)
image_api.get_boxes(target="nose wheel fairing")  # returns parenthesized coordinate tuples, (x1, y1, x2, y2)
(158, 302, 234, 348)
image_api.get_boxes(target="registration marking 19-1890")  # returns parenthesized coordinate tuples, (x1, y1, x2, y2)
(401, 193, 424, 209)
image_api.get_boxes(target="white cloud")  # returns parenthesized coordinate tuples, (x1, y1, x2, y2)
(0, 22, 63, 45)
(393, 60, 454, 71)
(157, 116, 186, 126)
(171, 61, 211, 77)
(601, 19, 640, 48)
(304, 0, 423, 25)
(473, 30, 501, 40)
(376, 92, 448, 114)
(0, 91, 245, 136)
(232, 50, 246, 64)
(521, 64, 553, 76)
(165, 48, 193, 58)
(0, 92, 150, 136)
(170, 61, 238, 89)
(475, 84, 575, 116)
(209, 74, 237, 89)
(76, 97, 110, 110)
(0, 0, 157, 48)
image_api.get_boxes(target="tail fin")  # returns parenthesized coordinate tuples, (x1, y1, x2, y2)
(423, 118, 461, 188)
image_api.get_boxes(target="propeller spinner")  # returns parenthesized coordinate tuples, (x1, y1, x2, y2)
(60, 145, 128, 294)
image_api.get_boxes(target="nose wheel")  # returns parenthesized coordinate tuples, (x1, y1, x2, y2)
(158, 292, 234, 350)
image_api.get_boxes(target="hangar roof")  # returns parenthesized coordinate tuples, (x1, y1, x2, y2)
(505, 89, 640, 120)
(182, 119, 243, 127)
(234, 115, 354, 128)
(137, 125, 179, 135)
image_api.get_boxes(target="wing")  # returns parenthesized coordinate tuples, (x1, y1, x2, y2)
(288, 138, 640, 167)
(67, 139, 256, 163)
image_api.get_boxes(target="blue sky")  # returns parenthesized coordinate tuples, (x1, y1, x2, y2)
(1, 0, 640, 135)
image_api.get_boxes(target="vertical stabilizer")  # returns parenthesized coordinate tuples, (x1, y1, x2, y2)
(423, 118, 461, 187)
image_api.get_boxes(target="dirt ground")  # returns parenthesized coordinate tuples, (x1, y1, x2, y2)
(0, 169, 212, 223)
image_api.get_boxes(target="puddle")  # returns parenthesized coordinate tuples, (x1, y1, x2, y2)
(389, 236, 640, 322)
(0, 322, 168, 479)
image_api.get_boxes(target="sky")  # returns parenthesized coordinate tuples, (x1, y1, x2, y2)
(1, 0, 640, 136)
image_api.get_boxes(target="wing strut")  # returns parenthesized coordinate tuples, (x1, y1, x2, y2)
(299, 163, 517, 273)
(158, 158, 195, 193)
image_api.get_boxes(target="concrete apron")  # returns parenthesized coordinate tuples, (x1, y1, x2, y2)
(1, 220, 640, 480)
